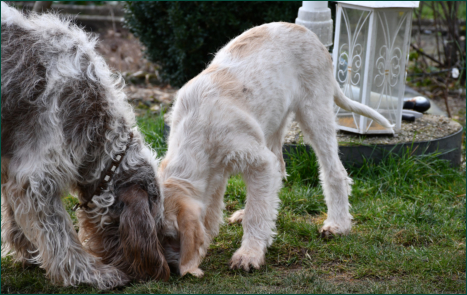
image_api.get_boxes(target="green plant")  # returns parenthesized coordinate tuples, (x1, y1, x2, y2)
(124, 1, 301, 87)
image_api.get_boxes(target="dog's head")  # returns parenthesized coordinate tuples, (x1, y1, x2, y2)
(77, 153, 170, 282)
(158, 176, 207, 277)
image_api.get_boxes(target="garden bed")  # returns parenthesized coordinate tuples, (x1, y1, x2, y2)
(285, 114, 462, 145)
(284, 114, 464, 167)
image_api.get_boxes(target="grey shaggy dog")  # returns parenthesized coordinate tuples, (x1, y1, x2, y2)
(1, 2, 169, 289)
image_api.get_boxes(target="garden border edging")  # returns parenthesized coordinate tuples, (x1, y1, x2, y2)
(283, 128, 464, 167)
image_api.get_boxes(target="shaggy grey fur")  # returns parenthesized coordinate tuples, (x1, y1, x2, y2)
(1, 2, 169, 289)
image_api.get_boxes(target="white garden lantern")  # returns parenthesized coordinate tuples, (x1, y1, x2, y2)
(333, 1, 419, 134)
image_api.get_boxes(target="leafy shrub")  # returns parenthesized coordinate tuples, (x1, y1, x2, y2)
(124, 1, 301, 87)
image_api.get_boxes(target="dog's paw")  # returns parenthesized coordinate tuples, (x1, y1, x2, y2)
(228, 209, 244, 224)
(180, 265, 204, 278)
(98, 267, 129, 289)
(187, 268, 204, 278)
(319, 219, 352, 239)
(80, 263, 129, 290)
(229, 246, 265, 271)
(319, 226, 336, 239)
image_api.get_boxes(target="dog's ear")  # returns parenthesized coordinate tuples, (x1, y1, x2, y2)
(177, 198, 206, 277)
(119, 184, 170, 281)
(163, 178, 206, 277)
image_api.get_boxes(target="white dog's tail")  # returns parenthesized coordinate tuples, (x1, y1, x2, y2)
(333, 80, 395, 131)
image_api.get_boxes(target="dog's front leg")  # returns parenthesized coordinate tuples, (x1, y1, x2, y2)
(229, 149, 282, 271)
(2, 168, 128, 289)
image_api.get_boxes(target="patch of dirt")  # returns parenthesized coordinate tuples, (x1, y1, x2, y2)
(411, 84, 466, 126)
(431, 96, 466, 124)
(96, 28, 154, 75)
(124, 84, 177, 116)
(95, 29, 178, 116)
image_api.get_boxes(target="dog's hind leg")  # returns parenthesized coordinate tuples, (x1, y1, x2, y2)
(3, 162, 128, 289)
(229, 147, 282, 271)
(295, 97, 353, 237)
(270, 113, 292, 179)
(204, 177, 228, 239)
(229, 128, 288, 225)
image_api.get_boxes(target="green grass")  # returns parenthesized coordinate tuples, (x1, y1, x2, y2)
(2, 113, 465, 294)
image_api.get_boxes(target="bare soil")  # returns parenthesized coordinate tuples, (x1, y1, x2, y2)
(95, 29, 177, 116)
(414, 85, 466, 126)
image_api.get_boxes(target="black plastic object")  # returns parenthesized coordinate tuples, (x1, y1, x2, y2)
(402, 114, 415, 122)
(403, 96, 431, 113)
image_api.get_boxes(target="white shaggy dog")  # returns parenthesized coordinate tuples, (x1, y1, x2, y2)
(1, 2, 169, 289)
(158, 22, 393, 276)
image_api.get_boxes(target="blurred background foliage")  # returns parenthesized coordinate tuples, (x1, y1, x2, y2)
(124, 1, 302, 87)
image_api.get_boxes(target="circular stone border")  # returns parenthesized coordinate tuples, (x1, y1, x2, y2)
(283, 127, 464, 168)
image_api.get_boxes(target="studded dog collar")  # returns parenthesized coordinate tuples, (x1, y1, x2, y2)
(73, 132, 134, 211)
